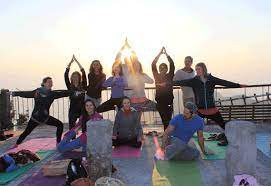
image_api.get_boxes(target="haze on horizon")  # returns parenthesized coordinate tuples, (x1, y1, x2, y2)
(0, 0, 271, 91)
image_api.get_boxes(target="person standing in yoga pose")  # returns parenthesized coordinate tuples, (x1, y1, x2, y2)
(112, 97, 143, 148)
(57, 99, 103, 153)
(97, 61, 127, 113)
(152, 47, 175, 130)
(65, 55, 87, 130)
(174, 62, 246, 146)
(12, 77, 72, 148)
(173, 56, 196, 104)
(85, 60, 106, 107)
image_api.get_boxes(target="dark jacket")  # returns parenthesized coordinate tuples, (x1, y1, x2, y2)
(14, 88, 72, 122)
(86, 72, 106, 99)
(64, 68, 87, 112)
(113, 108, 143, 140)
(174, 74, 241, 109)
(152, 55, 175, 104)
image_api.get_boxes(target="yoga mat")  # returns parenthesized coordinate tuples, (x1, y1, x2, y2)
(112, 146, 141, 158)
(192, 132, 226, 160)
(0, 130, 23, 144)
(153, 161, 202, 186)
(151, 136, 202, 186)
(6, 138, 56, 154)
(0, 150, 54, 185)
(256, 133, 271, 159)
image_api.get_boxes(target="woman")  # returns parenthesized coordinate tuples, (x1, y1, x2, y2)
(152, 47, 175, 130)
(173, 62, 246, 146)
(0, 150, 40, 172)
(12, 77, 72, 147)
(127, 60, 156, 112)
(65, 55, 87, 130)
(97, 61, 127, 113)
(112, 97, 143, 148)
(85, 60, 106, 107)
(57, 99, 103, 153)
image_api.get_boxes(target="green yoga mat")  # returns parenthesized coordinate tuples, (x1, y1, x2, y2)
(0, 150, 55, 185)
(192, 132, 226, 160)
(153, 160, 202, 186)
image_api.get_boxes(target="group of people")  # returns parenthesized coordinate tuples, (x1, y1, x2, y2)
(7, 46, 246, 168)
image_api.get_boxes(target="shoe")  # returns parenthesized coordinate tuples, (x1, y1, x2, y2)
(215, 133, 226, 141)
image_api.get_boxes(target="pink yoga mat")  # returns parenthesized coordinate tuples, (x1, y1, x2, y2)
(7, 138, 56, 153)
(112, 146, 141, 158)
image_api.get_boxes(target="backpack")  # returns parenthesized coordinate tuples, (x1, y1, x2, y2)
(66, 158, 88, 185)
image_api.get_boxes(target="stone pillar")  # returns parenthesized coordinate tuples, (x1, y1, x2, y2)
(225, 121, 257, 185)
(86, 119, 113, 182)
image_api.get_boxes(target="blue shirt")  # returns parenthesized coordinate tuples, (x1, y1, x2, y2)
(169, 114, 204, 144)
(102, 76, 127, 98)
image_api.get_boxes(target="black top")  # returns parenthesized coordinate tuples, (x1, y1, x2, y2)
(152, 55, 175, 104)
(14, 88, 72, 122)
(86, 72, 106, 99)
(174, 74, 241, 109)
(64, 68, 87, 112)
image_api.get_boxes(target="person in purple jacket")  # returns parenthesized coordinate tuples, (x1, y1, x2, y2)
(57, 99, 103, 153)
(96, 61, 127, 113)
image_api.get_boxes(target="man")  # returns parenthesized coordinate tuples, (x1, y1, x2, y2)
(173, 56, 195, 104)
(152, 47, 175, 130)
(156, 102, 210, 160)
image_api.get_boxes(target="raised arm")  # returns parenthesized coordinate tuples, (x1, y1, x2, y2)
(173, 78, 194, 87)
(151, 48, 163, 78)
(73, 55, 87, 90)
(64, 56, 74, 89)
(213, 76, 241, 88)
(13, 90, 37, 98)
(164, 48, 175, 77)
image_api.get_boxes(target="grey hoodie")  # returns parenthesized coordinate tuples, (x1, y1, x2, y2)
(113, 107, 143, 140)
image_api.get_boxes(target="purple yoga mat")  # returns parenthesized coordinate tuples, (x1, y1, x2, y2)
(112, 146, 142, 158)
(7, 138, 56, 153)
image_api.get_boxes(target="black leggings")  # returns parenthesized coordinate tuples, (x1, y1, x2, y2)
(198, 111, 225, 130)
(16, 116, 64, 145)
(156, 102, 173, 131)
(68, 109, 81, 130)
(96, 98, 123, 113)
(112, 138, 142, 148)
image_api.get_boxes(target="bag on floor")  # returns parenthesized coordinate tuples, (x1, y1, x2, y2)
(71, 177, 94, 186)
(66, 158, 88, 185)
(233, 174, 259, 186)
(42, 159, 71, 176)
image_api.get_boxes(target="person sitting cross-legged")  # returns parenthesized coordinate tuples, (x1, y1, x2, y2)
(156, 102, 211, 161)
(112, 97, 143, 148)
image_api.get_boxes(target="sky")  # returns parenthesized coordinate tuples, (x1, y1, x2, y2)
(0, 0, 271, 90)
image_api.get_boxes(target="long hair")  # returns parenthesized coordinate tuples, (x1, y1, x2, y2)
(112, 61, 123, 76)
(41, 77, 52, 87)
(195, 62, 208, 77)
(89, 60, 103, 75)
(133, 61, 143, 74)
(70, 71, 82, 87)
(81, 99, 97, 133)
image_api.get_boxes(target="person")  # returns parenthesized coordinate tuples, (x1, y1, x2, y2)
(152, 47, 175, 130)
(0, 150, 40, 172)
(97, 61, 127, 113)
(155, 102, 208, 161)
(173, 56, 196, 104)
(65, 55, 87, 130)
(85, 60, 106, 107)
(112, 97, 143, 148)
(57, 99, 103, 153)
(12, 77, 72, 148)
(127, 60, 156, 111)
(174, 62, 246, 146)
